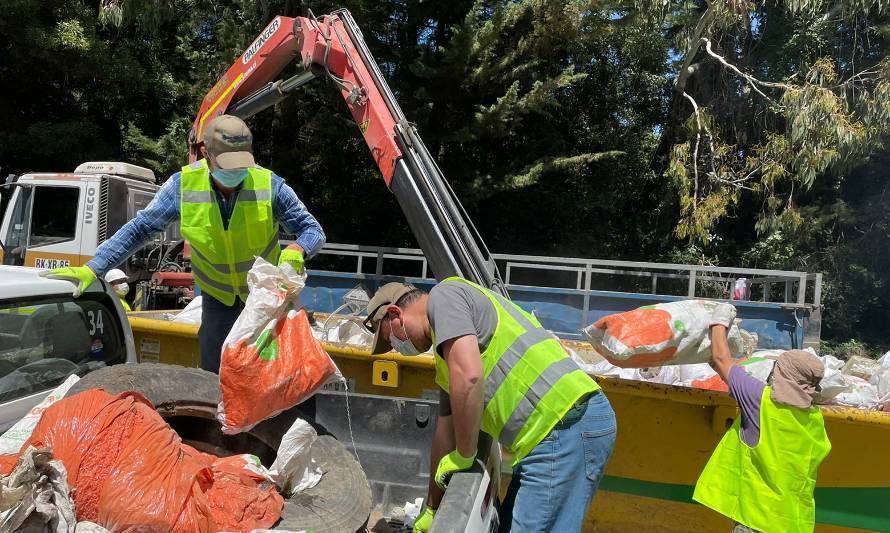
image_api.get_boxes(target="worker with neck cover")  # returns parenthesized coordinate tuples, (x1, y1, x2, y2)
(694, 314, 831, 533)
(364, 279, 617, 532)
(41, 115, 325, 373)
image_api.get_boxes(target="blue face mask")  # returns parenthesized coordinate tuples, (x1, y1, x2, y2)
(211, 168, 248, 188)
(389, 318, 421, 356)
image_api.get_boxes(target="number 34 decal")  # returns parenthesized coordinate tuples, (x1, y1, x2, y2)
(87, 310, 104, 335)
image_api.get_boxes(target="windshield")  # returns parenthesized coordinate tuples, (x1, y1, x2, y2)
(0, 295, 125, 402)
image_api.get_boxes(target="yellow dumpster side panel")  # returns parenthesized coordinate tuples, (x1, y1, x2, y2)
(128, 313, 200, 368)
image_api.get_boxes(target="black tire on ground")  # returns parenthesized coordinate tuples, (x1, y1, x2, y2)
(66, 363, 371, 532)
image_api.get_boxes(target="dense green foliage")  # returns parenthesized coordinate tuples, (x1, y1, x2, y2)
(1, 0, 887, 346)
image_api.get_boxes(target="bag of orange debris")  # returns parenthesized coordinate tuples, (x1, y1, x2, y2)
(5, 388, 283, 532)
(582, 300, 755, 368)
(219, 257, 340, 434)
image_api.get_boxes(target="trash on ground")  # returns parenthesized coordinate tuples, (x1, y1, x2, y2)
(218, 258, 340, 434)
(402, 497, 424, 527)
(0, 389, 283, 532)
(582, 300, 756, 368)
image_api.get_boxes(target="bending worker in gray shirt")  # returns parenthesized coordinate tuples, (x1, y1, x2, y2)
(363, 277, 616, 532)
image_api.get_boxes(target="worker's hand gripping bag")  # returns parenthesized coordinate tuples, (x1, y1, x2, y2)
(219, 257, 340, 434)
(583, 300, 756, 368)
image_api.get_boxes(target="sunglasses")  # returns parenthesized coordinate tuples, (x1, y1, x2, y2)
(362, 301, 392, 333)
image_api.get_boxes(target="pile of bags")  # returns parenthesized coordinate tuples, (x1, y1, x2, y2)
(818, 352, 890, 409)
(577, 300, 890, 410)
(572, 347, 890, 411)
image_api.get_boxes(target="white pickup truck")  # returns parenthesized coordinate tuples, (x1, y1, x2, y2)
(0, 266, 136, 431)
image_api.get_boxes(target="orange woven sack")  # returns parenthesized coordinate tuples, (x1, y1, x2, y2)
(8, 389, 284, 532)
(20, 389, 217, 531)
(219, 307, 338, 434)
(583, 301, 742, 368)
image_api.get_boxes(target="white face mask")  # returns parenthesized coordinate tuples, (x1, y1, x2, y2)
(389, 318, 421, 356)
(114, 283, 129, 297)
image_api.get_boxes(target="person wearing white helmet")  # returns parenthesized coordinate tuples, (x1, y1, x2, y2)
(104, 269, 131, 312)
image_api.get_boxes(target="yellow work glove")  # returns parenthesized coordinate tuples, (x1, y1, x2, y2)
(39, 266, 97, 297)
(434, 449, 475, 490)
(278, 247, 305, 273)
(413, 505, 435, 533)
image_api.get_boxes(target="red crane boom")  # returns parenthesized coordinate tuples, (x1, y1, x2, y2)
(189, 9, 503, 292)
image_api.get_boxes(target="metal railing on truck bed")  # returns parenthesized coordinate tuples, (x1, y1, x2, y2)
(290, 242, 823, 350)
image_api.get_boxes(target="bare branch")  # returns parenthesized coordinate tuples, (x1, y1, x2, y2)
(683, 91, 701, 208)
(700, 38, 793, 106)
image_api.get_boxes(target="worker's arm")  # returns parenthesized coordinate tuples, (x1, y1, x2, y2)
(440, 334, 485, 457)
(85, 174, 181, 276)
(271, 175, 325, 258)
(709, 325, 735, 384)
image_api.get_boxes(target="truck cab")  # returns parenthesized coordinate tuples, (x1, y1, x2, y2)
(0, 162, 178, 280)
(0, 266, 136, 431)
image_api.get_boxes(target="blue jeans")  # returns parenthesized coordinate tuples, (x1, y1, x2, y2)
(198, 293, 244, 373)
(499, 391, 617, 533)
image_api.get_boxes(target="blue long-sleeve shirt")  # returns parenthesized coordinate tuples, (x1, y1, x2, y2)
(86, 170, 326, 275)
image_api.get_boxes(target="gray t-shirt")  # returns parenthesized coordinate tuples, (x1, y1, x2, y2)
(427, 280, 498, 416)
(428, 280, 498, 353)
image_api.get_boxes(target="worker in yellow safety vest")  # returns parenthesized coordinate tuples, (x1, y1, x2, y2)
(694, 320, 831, 533)
(364, 279, 617, 533)
(104, 269, 131, 312)
(41, 115, 325, 373)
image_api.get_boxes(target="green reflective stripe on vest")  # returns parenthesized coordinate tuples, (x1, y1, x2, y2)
(693, 387, 831, 533)
(179, 159, 280, 306)
(432, 277, 600, 465)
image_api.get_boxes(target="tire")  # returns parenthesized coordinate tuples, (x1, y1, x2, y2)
(67, 363, 371, 532)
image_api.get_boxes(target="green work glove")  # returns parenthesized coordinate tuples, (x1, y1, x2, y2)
(278, 247, 305, 273)
(413, 505, 435, 533)
(434, 449, 476, 490)
(39, 266, 97, 297)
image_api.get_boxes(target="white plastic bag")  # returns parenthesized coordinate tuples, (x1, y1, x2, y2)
(0, 375, 79, 455)
(831, 376, 882, 409)
(171, 296, 202, 325)
(269, 418, 322, 495)
(677, 363, 718, 386)
(222, 259, 306, 350)
(842, 355, 881, 381)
